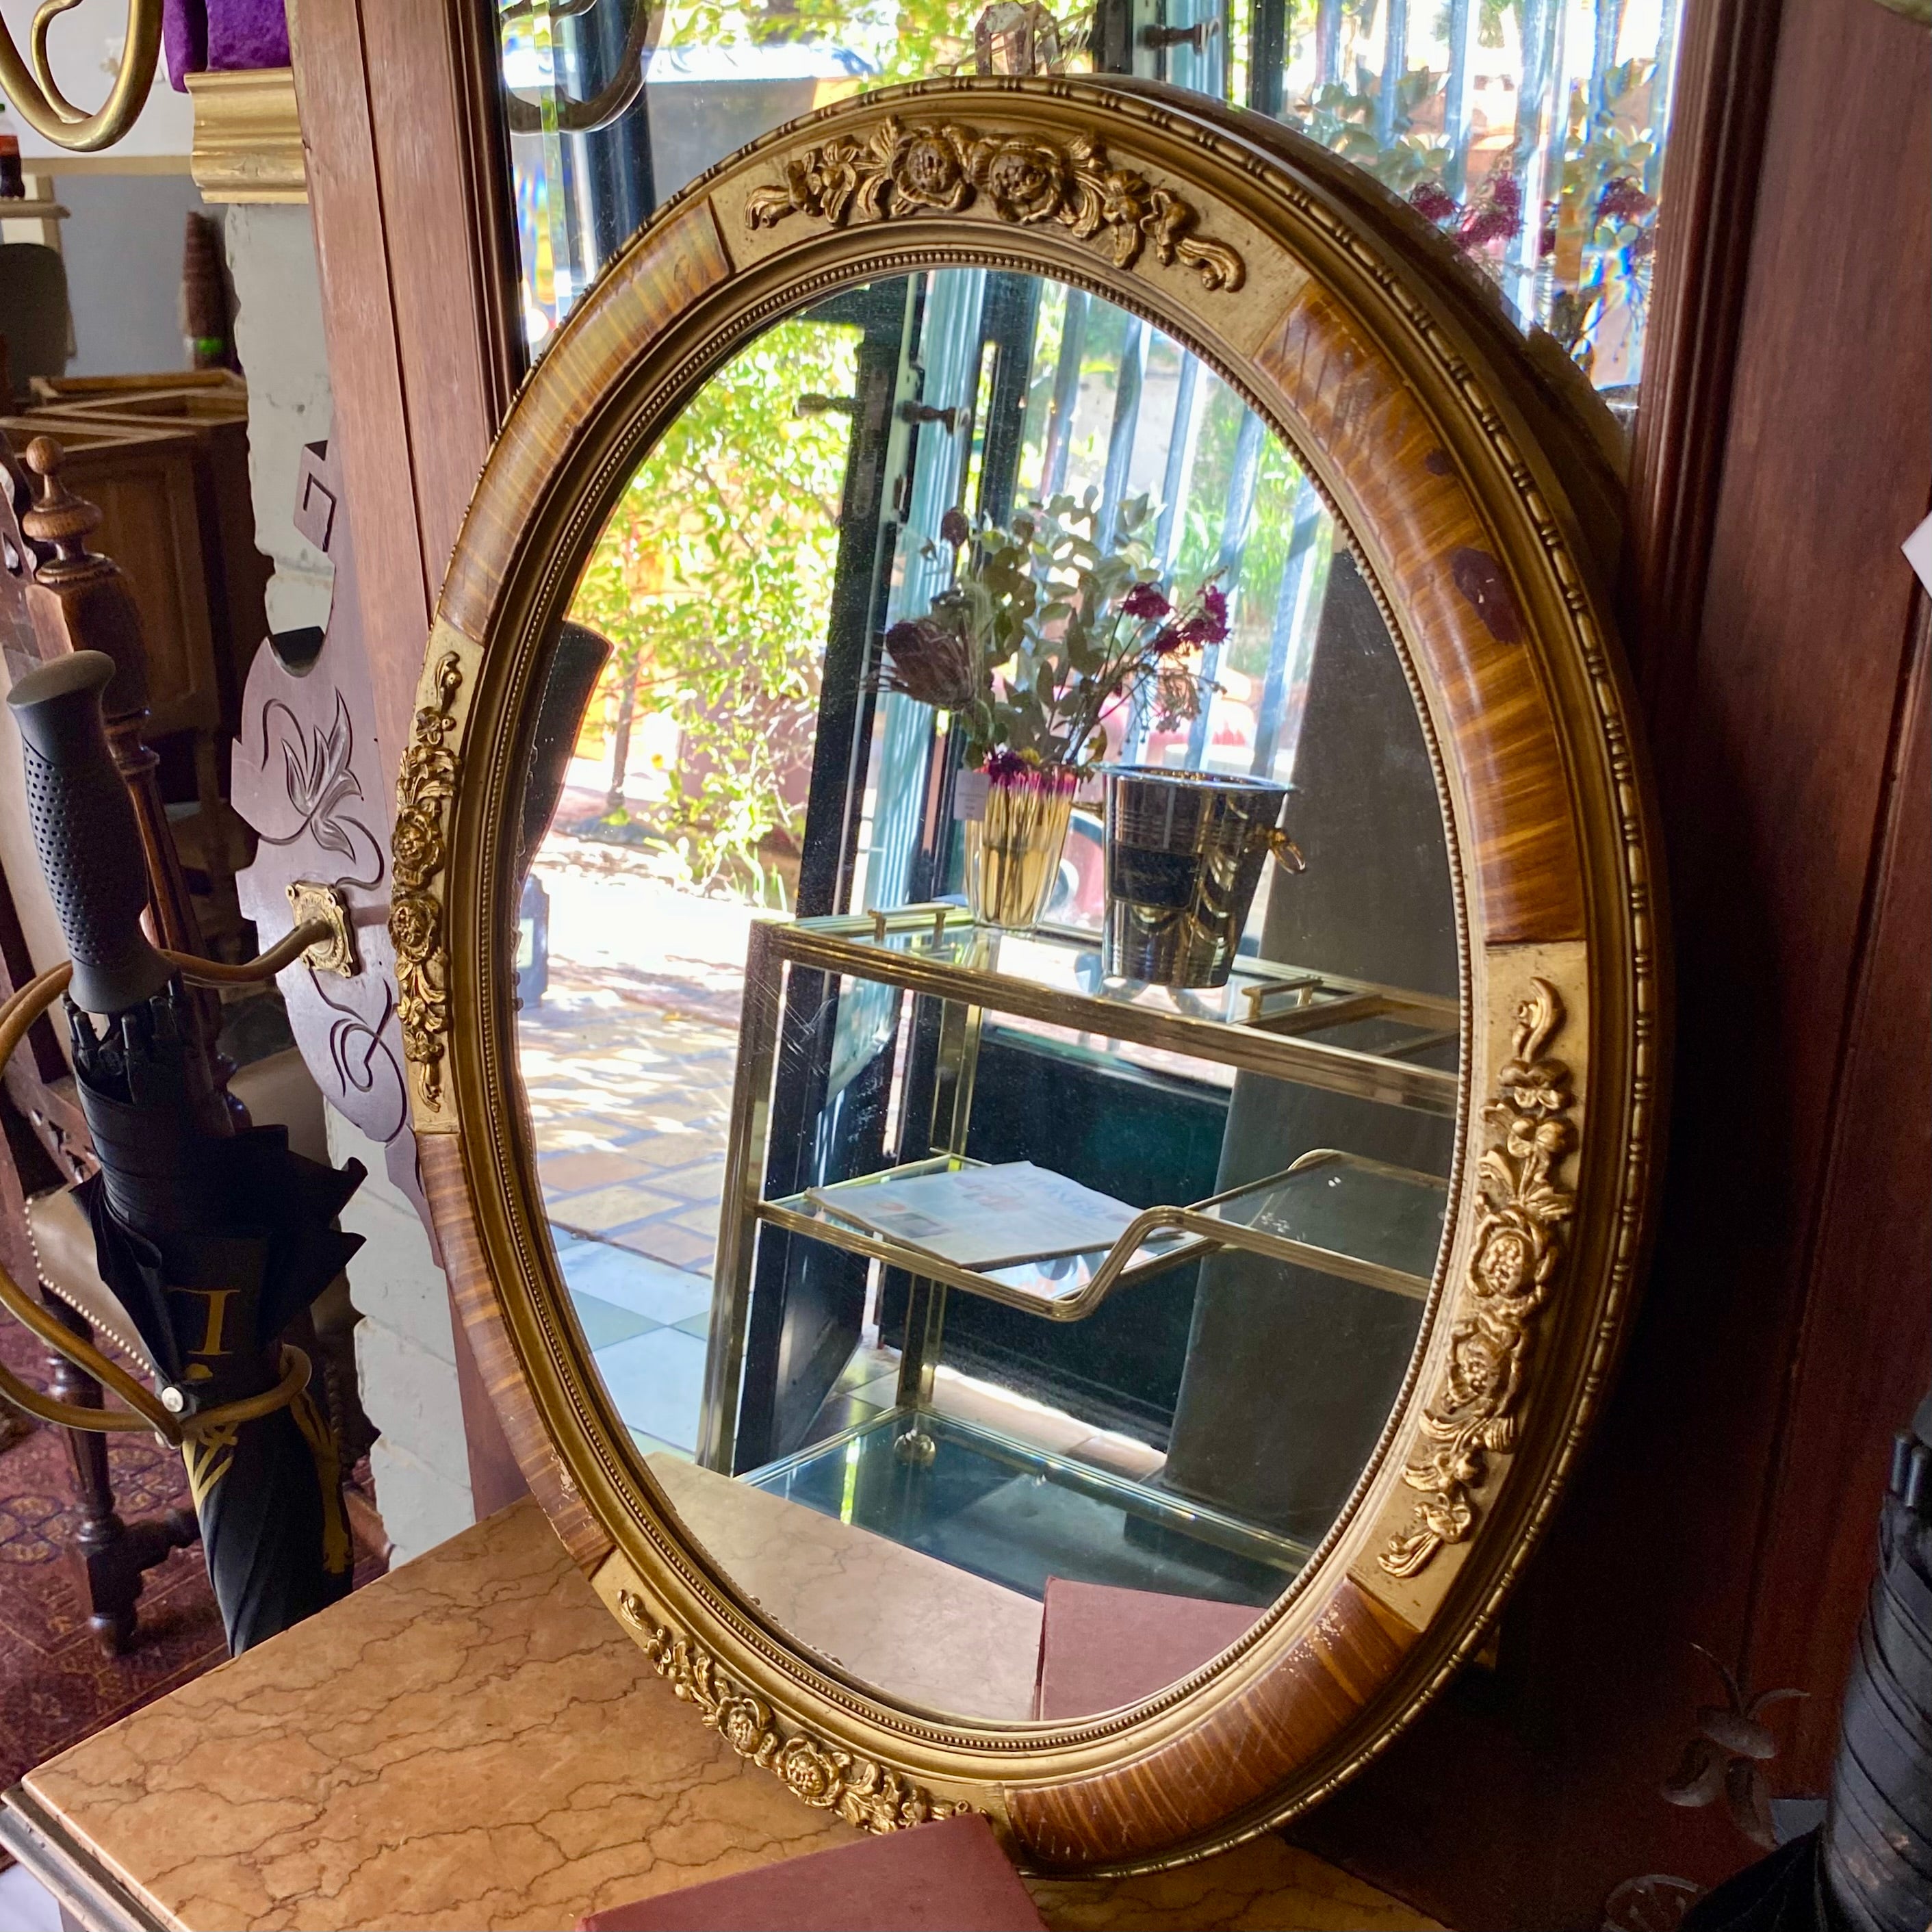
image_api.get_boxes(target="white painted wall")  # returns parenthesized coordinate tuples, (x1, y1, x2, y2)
(47, 171, 211, 378)
(222, 201, 333, 632)
(223, 200, 476, 1564)
(329, 1113, 476, 1562)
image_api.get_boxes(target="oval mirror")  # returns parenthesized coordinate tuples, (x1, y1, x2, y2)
(402, 75, 1663, 1870)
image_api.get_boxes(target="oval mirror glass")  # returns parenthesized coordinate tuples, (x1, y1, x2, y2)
(506, 268, 1460, 1723)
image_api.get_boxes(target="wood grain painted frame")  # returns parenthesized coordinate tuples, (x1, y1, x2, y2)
(399, 76, 1666, 1870)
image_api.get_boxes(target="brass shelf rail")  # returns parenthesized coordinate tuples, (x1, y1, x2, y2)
(698, 906, 1457, 1472)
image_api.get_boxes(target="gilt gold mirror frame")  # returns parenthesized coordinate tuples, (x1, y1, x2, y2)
(399, 75, 1666, 1872)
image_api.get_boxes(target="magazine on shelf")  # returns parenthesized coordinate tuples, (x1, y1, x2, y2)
(806, 1161, 1146, 1270)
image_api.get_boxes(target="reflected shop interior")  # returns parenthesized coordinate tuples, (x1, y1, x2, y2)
(508, 271, 1460, 1723)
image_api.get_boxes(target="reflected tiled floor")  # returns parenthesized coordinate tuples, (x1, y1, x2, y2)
(521, 844, 754, 1454)
(556, 1233, 712, 1327)
(551, 1230, 710, 1452)
(520, 843, 751, 1281)
(594, 1326, 710, 1454)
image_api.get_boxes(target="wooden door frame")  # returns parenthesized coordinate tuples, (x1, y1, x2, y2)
(291, 0, 527, 1515)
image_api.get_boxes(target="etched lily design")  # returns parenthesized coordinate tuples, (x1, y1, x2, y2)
(1662, 1644, 1806, 1850)
(260, 691, 374, 875)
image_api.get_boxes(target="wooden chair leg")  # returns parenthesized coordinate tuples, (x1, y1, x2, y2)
(38, 1291, 198, 1658)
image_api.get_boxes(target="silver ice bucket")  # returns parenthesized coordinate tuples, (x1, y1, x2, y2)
(1100, 768, 1301, 988)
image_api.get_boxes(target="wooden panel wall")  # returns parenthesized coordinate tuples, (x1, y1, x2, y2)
(1300, 0, 1932, 1922)
(291, 0, 529, 1519)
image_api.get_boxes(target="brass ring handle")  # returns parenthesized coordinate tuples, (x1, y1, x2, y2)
(0, 914, 334, 1071)
(159, 916, 335, 986)
(0, 0, 163, 153)
(180, 1345, 313, 1439)
(0, 1352, 166, 1432)
(0, 1341, 311, 1441)
(1268, 829, 1306, 874)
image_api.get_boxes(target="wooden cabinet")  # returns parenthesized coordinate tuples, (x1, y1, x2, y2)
(0, 415, 219, 741)
(29, 383, 270, 736)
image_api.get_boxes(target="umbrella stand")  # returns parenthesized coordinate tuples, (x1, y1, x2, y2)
(1, 651, 372, 1651)
(0, 942, 337, 1436)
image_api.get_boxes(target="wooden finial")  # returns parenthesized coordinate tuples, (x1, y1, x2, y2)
(22, 437, 103, 567)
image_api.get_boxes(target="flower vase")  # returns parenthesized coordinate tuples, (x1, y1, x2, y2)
(964, 764, 1077, 931)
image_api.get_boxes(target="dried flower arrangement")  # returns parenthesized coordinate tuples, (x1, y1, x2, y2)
(880, 492, 1226, 799)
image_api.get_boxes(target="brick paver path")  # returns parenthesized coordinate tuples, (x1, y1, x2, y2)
(516, 836, 760, 1450)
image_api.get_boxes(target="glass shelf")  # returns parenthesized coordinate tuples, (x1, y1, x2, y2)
(746, 1408, 1308, 1608)
(704, 907, 1461, 1472)
(760, 1149, 1445, 1320)
(763, 1155, 1211, 1319)
(765, 903, 1460, 1118)
(1196, 1152, 1448, 1300)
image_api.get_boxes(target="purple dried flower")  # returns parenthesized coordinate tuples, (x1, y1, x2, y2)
(1122, 581, 1172, 621)
(1177, 584, 1229, 648)
(939, 506, 973, 549)
(1595, 177, 1653, 228)
(1458, 173, 1523, 251)
(1410, 180, 1458, 226)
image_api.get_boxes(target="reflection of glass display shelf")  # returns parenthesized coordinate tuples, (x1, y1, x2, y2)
(764, 1148, 1445, 1319)
(749, 1408, 1306, 1608)
(773, 903, 1460, 1112)
(701, 902, 1458, 1479)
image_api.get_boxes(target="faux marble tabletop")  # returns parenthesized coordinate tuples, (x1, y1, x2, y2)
(20, 1497, 1437, 1932)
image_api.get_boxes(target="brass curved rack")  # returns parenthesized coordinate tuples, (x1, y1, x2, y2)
(500, 0, 654, 135)
(0, 0, 163, 153)
(0, 916, 334, 1438)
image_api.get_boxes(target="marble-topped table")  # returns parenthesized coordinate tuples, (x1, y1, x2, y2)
(0, 1497, 1436, 1932)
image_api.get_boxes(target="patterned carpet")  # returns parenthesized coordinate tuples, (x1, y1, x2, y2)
(0, 1313, 385, 1817)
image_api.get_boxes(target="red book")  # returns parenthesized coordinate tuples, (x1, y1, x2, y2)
(1033, 1576, 1263, 1720)
(576, 1812, 1045, 1931)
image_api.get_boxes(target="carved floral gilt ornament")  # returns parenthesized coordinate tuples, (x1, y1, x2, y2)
(1381, 979, 1577, 1580)
(617, 1590, 969, 1833)
(389, 651, 463, 1109)
(746, 117, 1245, 292)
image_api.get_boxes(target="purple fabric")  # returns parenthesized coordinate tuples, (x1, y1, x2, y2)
(162, 0, 289, 88)
(162, 0, 206, 90)
(208, 0, 291, 74)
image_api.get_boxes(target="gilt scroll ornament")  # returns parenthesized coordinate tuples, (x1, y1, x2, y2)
(389, 652, 463, 1109)
(1380, 979, 1577, 1580)
(746, 116, 1245, 292)
(617, 1590, 969, 1833)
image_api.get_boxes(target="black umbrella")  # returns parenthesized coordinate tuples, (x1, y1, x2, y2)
(5, 651, 367, 1651)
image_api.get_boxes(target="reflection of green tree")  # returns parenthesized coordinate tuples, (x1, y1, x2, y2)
(1298, 65, 1452, 194)
(663, 0, 977, 81)
(569, 318, 860, 903)
(1175, 381, 1314, 680)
